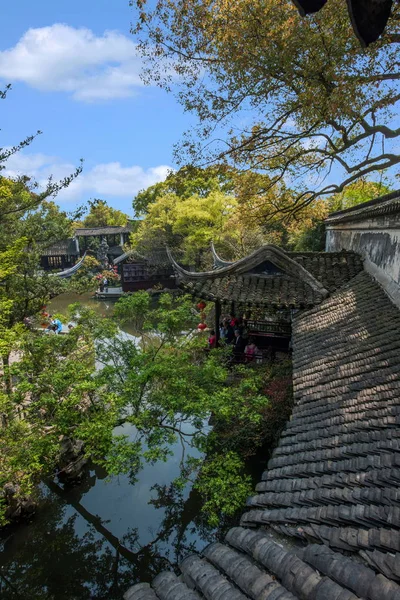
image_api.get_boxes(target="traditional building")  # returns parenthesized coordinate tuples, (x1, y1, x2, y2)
(74, 224, 133, 260)
(40, 224, 133, 273)
(168, 244, 363, 351)
(125, 191, 400, 600)
(113, 248, 179, 293)
(40, 238, 79, 271)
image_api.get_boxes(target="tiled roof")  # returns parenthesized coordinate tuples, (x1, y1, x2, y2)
(74, 225, 131, 236)
(125, 271, 400, 600)
(114, 247, 182, 266)
(172, 247, 364, 308)
(325, 190, 400, 225)
(41, 238, 78, 256)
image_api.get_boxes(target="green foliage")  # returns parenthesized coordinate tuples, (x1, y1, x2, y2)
(193, 452, 253, 527)
(80, 199, 129, 228)
(0, 286, 293, 527)
(131, 167, 270, 265)
(133, 0, 400, 210)
(133, 165, 236, 216)
(0, 176, 81, 328)
(328, 180, 392, 212)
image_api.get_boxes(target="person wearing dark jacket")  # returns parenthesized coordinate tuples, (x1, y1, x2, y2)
(233, 329, 246, 361)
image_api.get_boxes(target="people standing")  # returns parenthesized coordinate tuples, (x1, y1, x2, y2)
(244, 337, 260, 363)
(208, 329, 217, 349)
(233, 329, 246, 361)
(103, 277, 109, 293)
(229, 313, 239, 328)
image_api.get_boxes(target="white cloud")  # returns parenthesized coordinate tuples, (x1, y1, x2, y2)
(0, 24, 146, 101)
(4, 151, 172, 205)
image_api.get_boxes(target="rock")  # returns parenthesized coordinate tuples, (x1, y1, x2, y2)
(3, 483, 37, 521)
(57, 437, 88, 483)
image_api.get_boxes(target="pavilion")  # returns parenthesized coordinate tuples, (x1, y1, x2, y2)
(167, 244, 364, 347)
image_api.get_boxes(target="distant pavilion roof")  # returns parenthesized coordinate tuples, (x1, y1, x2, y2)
(114, 247, 182, 267)
(168, 245, 364, 308)
(41, 238, 78, 256)
(74, 225, 132, 237)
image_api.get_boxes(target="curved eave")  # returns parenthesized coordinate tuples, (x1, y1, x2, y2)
(113, 249, 146, 265)
(50, 252, 87, 278)
(210, 241, 233, 269)
(167, 245, 329, 297)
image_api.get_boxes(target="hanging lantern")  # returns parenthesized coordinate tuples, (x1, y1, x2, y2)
(198, 322, 207, 331)
(197, 301, 206, 311)
(41, 322, 48, 328)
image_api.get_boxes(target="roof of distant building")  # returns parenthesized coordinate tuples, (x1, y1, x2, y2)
(114, 247, 183, 267)
(326, 189, 400, 225)
(74, 224, 132, 237)
(41, 238, 78, 256)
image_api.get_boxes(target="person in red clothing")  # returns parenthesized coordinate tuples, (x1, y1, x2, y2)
(208, 329, 217, 349)
(244, 337, 260, 362)
(229, 314, 239, 328)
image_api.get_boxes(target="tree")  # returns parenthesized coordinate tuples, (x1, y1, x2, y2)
(0, 316, 117, 525)
(0, 88, 85, 522)
(132, 167, 332, 261)
(0, 178, 72, 330)
(93, 292, 281, 525)
(327, 178, 392, 212)
(133, 165, 236, 216)
(1, 290, 292, 527)
(81, 199, 129, 228)
(132, 0, 400, 217)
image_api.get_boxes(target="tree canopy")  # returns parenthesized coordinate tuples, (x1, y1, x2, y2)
(133, 165, 236, 216)
(131, 166, 333, 263)
(132, 0, 400, 216)
(80, 199, 129, 228)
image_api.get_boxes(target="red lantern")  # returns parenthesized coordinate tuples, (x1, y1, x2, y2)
(198, 322, 207, 331)
(197, 301, 206, 311)
(41, 322, 47, 328)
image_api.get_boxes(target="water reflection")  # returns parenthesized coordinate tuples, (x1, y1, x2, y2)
(0, 425, 219, 599)
(48, 292, 139, 337)
(0, 292, 251, 599)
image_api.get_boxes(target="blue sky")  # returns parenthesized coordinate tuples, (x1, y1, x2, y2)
(0, 0, 196, 215)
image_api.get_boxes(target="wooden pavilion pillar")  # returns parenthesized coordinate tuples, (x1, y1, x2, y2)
(215, 299, 221, 346)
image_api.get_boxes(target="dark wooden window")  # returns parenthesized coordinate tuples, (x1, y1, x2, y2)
(48, 256, 63, 268)
(123, 262, 148, 282)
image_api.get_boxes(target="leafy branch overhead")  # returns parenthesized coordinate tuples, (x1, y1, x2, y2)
(132, 0, 400, 216)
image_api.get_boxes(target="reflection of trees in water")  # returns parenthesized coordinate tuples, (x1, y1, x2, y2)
(0, 464, 221, 600)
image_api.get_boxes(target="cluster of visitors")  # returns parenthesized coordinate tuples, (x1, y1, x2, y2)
(207, 313, 260, 363)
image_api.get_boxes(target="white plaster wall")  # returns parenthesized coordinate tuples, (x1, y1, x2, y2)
(326, 216, 400, 307)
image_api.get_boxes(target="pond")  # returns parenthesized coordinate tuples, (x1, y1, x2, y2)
(0, 292, 264, 599)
